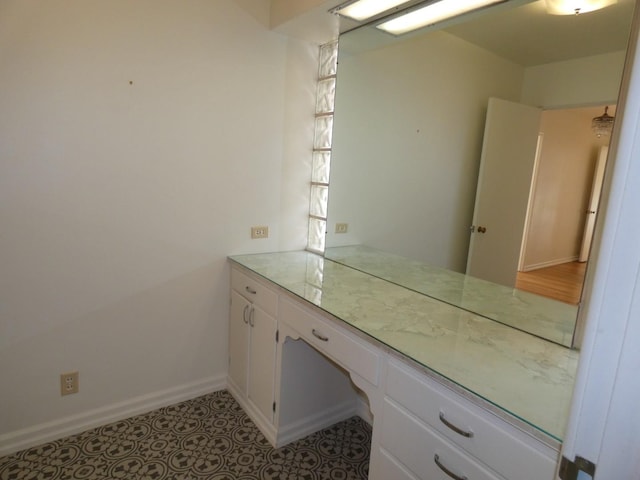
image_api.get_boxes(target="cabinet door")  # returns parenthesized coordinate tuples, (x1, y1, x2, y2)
(229, 290, 250, 396)
(248, 305, 277, 422)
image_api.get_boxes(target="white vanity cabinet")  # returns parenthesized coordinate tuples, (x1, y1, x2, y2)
(228, 268, 278, 428)
(228, 265, 361, 447)
(228, 257, 563, 480)
(377, 359, 558, 480)
(278, 297, 381, 388)
(379, 397, 505, 480)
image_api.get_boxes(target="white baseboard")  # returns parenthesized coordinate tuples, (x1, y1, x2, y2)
(227, 376, 371, 449)
(521, 255, 579, 272)
(275, 398, 358, 448)
(0, 375, 226, 457)
(227, 375, 365, 449)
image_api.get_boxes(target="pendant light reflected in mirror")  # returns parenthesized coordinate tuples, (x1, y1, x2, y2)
(592, 106, 615, 137)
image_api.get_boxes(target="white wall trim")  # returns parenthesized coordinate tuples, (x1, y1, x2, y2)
(559, 4, 640, 477)
(0, 375, 226, 457)
(521, 255, 580, 272)
(275, 399, 358, 448)
(228, 376, 362, 449)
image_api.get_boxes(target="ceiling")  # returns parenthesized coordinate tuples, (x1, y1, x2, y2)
(445, 0, 635, 66)
(339, 0, 636, 66)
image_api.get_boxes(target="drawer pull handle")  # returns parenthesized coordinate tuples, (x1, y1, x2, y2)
(434, 454, 468, 480)
(242, 305, 250, 324)
(245, 286, 257, 295)
(312, 329, 329, 342)
(439, 412, 474, 438)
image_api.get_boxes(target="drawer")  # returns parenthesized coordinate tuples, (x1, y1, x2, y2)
(381, 398, 504, 480)
(231, 267, 278, 317)
(377, 448, 420, 480)
(279, 297, 380, 386)
(386, 360, 557, 480)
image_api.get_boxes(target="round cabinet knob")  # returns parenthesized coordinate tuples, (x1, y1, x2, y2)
(477, 226, 487, 233)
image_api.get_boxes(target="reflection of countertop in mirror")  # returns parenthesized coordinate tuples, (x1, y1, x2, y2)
(229, 250, 578, 444)
(325, 245, 578, 347)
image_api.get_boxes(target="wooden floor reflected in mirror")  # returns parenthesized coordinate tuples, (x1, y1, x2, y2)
(516, 262, 587, 305)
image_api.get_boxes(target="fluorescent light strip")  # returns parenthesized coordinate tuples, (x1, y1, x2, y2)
(335, 0, 413, 21)
(377, 0, 504, 35)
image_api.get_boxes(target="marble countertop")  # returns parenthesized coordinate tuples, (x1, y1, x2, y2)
(325, 245, 578, 347)
(229, 250, 578, 445)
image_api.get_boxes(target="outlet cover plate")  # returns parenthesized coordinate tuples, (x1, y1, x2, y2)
(61, 371, 79, 396)
(251, 226, 269, 239)
(335, 223, 348, 234)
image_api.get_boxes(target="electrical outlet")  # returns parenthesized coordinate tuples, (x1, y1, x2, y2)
(251, 226, 269, 239)
(335, 223, 349, 234)
(60, 371, 79, 396)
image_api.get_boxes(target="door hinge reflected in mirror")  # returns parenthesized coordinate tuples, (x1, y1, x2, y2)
(559, 455, 596, 480)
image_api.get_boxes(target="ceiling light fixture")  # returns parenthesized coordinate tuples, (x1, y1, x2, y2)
(334, 0, 414, 21)
(544, 0, 617, 15)
(376, 0, 506, 36)
(592, 106, 615, 137)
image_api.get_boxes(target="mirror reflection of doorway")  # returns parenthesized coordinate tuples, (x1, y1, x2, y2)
(517, 108, 612, 305)
(467, 100, 612, 305)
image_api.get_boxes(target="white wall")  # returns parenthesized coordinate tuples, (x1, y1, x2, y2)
(521, 51, 626, 108)
(326, 31, 524, 272)
(0, 0, 317, 452)
(270, 0, 342, 46)
(270, 0, 328, 27)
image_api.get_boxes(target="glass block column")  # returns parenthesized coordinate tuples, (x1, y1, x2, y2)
(307, 40, 338, 254)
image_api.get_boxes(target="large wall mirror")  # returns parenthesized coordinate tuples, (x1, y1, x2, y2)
(324, 0, 635, 347)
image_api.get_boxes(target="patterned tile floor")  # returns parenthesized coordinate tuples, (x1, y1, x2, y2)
(0, 390, 371, 480)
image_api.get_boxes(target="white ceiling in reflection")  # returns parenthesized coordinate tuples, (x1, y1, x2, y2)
(339, 0, 635, 66)
(444, 0, 634, 66)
